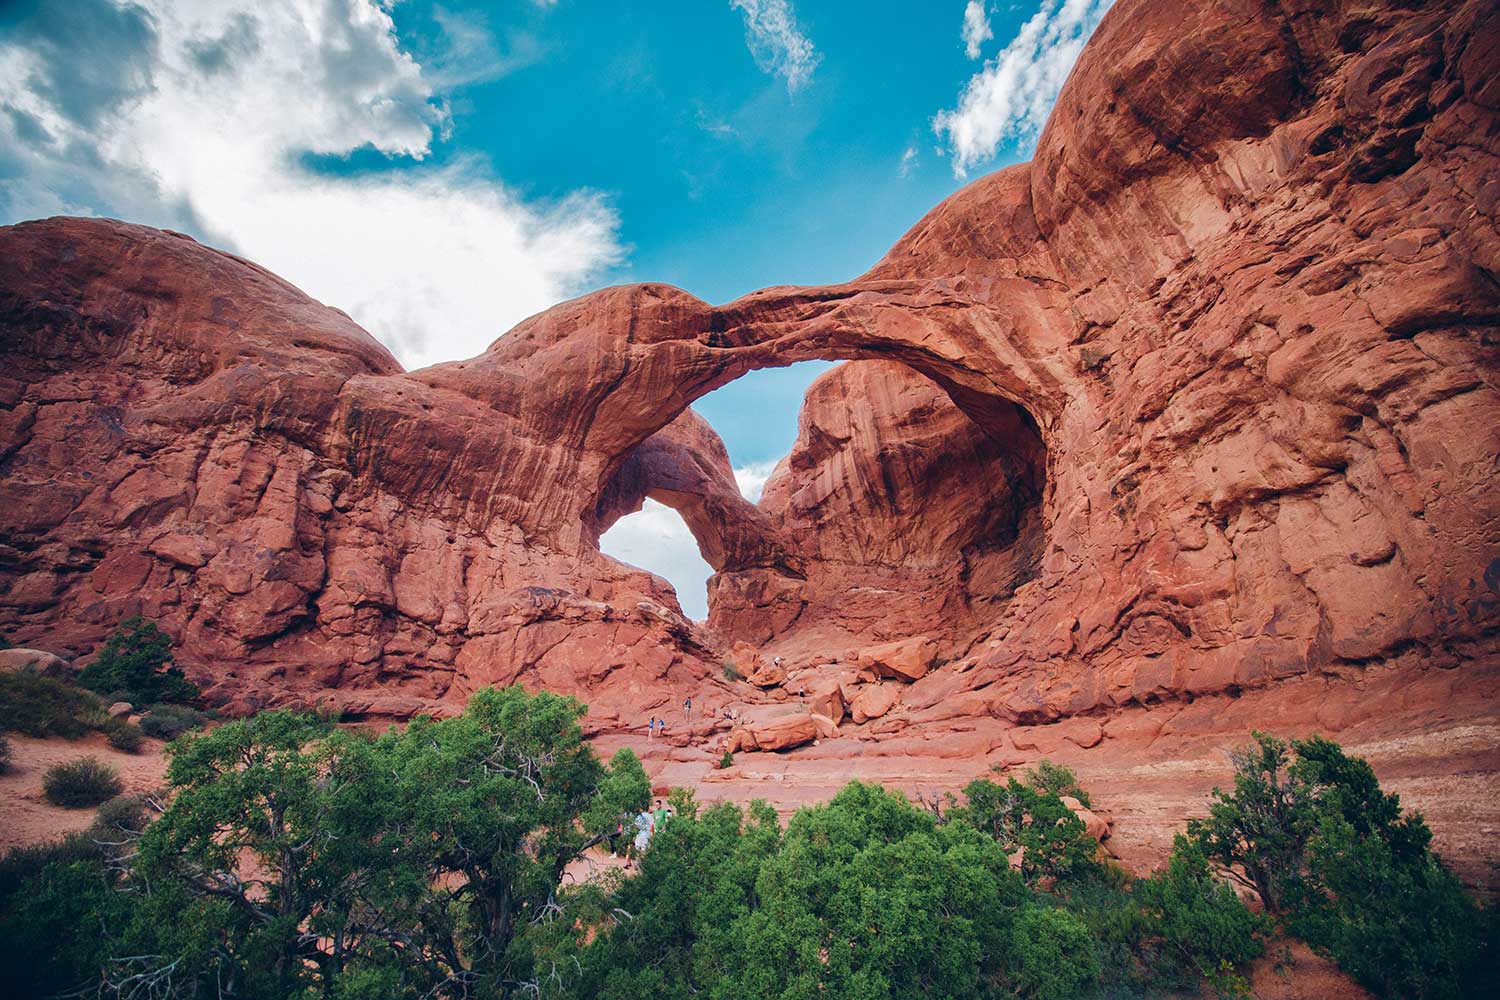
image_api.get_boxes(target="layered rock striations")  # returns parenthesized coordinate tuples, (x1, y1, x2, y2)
(0, 0, 1497, 761)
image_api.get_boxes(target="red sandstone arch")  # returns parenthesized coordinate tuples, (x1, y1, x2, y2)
(589, 357, 1050, 647)
(0, 0, 1494, 780)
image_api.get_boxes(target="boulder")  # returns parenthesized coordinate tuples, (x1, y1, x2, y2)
(802, 674, 847, 725)
(1061, 719, 1104, 750)
(860, 637, 937, 683)
(1061, 795, 1110, 843)
(107, 701, 133, 719)
(746, 659, 787, 689)
(0, 648, 72, 678)
(849, 684, 900, 724)
(810, 712, 839, 739)
(727, 707, 818, 753)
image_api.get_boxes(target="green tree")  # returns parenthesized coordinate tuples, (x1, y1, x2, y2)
(952, 776, 1100, 887)
(77, 616, 198, 705)
(121, 686, 649, 999)
(1187, 732, 1314, 914)
(1134, 835, 1267, 984)
(1188, 733, 1495, 999)
(1022, 759, 1092, 808)
(1009, 904, 1099, 999)
(1284, 737, 1493, 999)
(549, 782, 1029, 1000)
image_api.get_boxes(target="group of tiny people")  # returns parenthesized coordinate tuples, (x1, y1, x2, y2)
(606, 797, 675, 869)
(646, 689, 757, 740)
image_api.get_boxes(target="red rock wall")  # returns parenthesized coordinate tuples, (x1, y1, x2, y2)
(0, 0, 1496, 739)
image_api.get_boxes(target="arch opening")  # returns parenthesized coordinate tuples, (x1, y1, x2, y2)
(599, 499, 716, 620)
(597, 362, 834, 621)
(593, 351, 1049, 651)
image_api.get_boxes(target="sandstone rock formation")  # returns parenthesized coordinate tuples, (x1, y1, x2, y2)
(727, 706, 819, 753)
(0, 0, 1496, 833)
(0, 648, 71, 677)
(1061, 796, 1110, 845)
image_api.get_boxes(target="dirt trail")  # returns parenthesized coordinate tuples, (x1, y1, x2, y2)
(0, 731, 169, 851)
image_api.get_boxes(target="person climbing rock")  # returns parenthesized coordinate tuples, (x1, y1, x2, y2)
(648, 715, 656, 739)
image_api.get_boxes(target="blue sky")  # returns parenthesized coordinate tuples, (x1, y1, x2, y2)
(0, 0, 1114, 615)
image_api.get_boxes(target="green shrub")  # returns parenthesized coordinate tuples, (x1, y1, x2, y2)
(42, 758, 122, 808)
(76, 616, 198, 706)
(722, 660, 742, 682)
(0, 670, 103, 738)
(104, 717, 145, 753)
(1023, 758, 1092, 808)
(138, 703, 209, 740)
(1190, 733, 1495, 999)
(0, 732, 10, 773)
(91, 794, 153, 838)
(1010, 904, 1100, 999)
(0, 829, 130, 999)
(1135, 834, 1267, 982)
(719, 750, 734, 769)
(954, 775, 1101, 885)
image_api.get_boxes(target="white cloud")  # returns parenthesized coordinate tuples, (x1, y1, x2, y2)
(729, 0, 821, 92)
(961, 1, 993, 59)
(899, 145, 918, 178)
(0, 0, 623, 371)
(599, 499, 714, 620)
(934, 0, 1113, 176)
(733, 460, 779, 503)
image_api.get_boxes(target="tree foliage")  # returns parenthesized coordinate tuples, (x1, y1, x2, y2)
(121, 686, 649, 998)
(952, 775, 1101, 887)
(2, 706, 1491, 1000)
(1187, 732, 1494, 999)
(77, 616, 198, 706)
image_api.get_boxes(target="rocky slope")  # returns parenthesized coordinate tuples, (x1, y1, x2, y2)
(0, 0, 1497, 880)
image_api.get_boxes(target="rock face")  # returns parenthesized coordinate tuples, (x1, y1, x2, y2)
(0, 0, 1497, 784)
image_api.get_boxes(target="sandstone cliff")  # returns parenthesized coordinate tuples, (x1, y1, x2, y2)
(1, 0, 1496, 759)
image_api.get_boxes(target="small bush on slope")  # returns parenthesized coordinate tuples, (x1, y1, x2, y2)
(104, 716, 144, 752)
(42, 757, 122, 807)
(1023, 758, 1093, 808)
(137, 703, 209, 740)
(0, 670, 104, 738)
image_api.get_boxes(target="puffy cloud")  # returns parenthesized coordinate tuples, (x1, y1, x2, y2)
(0, 0, 623, 371)
(934, 0, 1113, 176)
(729, 0, 820, 92)
(961, 1, 992, 60)
(733, 460, 780, 503)
(599, 499, 714, 620)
